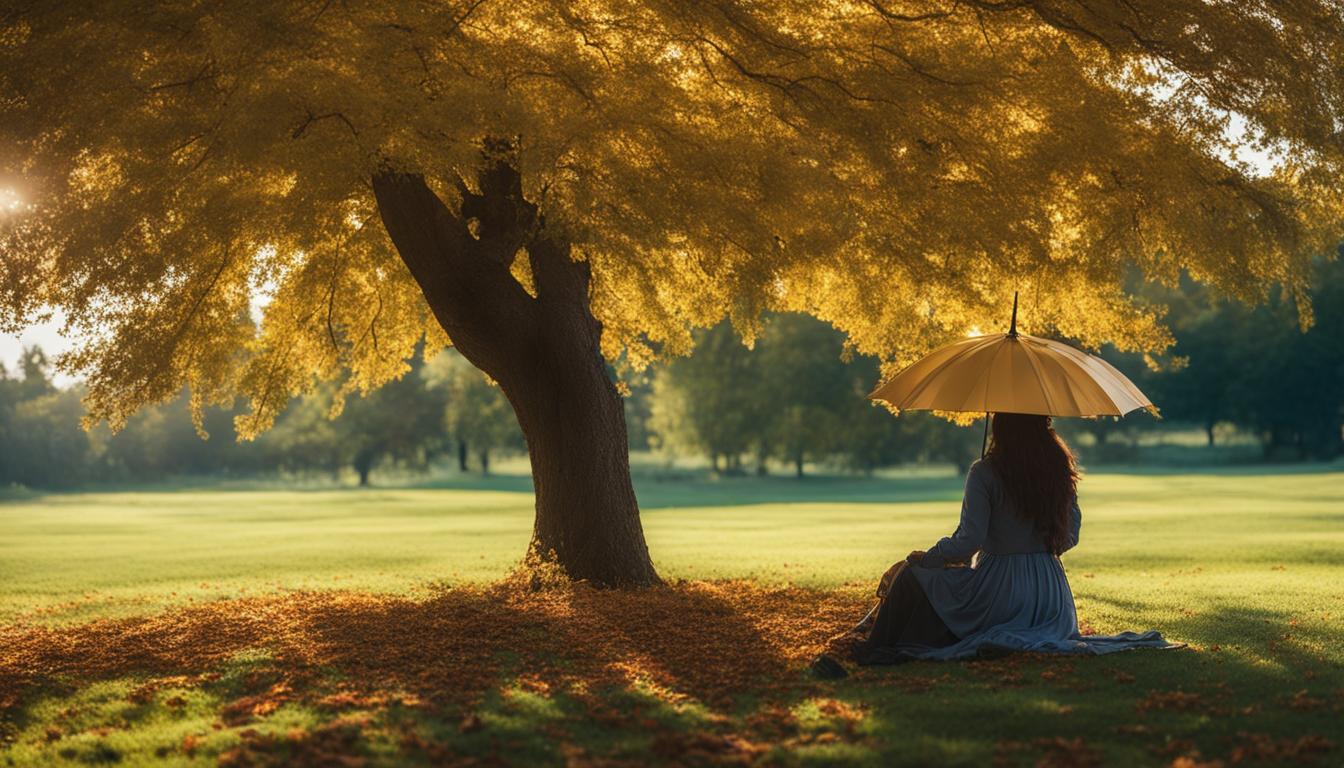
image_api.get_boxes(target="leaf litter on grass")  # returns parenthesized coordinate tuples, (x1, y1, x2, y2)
(1, 578, 1338, 766)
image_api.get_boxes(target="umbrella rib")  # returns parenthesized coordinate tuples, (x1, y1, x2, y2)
(1046, 339, 1152, 414)
(892, 336, 997, 410)
(1018, 339, 1062, 416)
(977, 336, 1014, 413)
(1038, 345, 1096, 415)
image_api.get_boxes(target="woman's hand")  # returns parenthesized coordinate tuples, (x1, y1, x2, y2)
(906, 550, 926, 564)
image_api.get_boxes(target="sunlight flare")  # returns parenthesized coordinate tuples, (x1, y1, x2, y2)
(0, 187, 26, 214)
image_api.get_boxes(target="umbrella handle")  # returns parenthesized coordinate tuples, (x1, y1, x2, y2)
(980, 411, 989, 458)
(981, 290, 1016, 459)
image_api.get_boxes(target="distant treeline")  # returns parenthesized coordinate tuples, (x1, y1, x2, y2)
(0, 349, 523, 489)
(642, 258, 1343, 472)
(2, 260, 1340, 489)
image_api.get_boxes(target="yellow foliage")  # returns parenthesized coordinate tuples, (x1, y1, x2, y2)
(1, 1, 1341, 434)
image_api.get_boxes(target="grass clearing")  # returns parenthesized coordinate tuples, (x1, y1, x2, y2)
(2, 467, 1342, 765)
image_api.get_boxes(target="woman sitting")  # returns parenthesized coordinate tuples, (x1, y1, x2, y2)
(813, 412, 1176, 678)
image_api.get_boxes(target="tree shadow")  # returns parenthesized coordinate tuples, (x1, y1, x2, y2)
(0, 581, 856, 721)
(0, 581, 874, 764)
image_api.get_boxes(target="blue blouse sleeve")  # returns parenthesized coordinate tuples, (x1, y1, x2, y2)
(1061, 496, 1082, 554)
(918, 461, 992, 568)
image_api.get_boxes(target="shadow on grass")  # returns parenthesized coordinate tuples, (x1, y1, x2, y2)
(0, 581, 861, 764)
(1, 584, 1339, 766)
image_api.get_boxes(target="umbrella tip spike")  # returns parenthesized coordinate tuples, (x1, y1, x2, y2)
(1009, 291, 1019, 337)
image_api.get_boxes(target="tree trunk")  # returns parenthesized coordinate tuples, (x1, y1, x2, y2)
(457, 439, 469, 472)
(508, 307, 656, 586)
(794, 453, 804, 478)
(356, 462, 371, 487)
(478, 448, 490, 475)
(1205, 422, 1216, 447)
(372, 158, 659, 587)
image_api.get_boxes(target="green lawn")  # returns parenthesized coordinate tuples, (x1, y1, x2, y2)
(2, 467, 1342, 766)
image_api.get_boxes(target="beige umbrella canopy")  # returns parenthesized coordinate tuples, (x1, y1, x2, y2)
(869, 294, 1156, 453)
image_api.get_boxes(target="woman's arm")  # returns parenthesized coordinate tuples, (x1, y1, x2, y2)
(915, 462, 992, 568)
(1061, 496, 1082, 554)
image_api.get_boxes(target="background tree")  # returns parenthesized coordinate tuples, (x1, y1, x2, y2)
(1226, 260, 1344, 459)
(0, 347, 90, 488)
(620, 371, 657, 462)
(5, 2, 1343, 584)
(1152, 311, 1243, 447)
(648, 314, 985, 476)
(425, 351, 525, 475)
(259, 395, 348, 479)
(646, 322, 767, 473)
(837, 395, 982, 476)
(332, 354, 450, 485)
(755, 314, 857, 477)
(102, 393, 249, 479)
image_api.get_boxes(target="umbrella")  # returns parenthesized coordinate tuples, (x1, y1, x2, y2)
(868, 293, 1156, 455)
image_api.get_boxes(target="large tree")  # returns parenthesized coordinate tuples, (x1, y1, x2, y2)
(2, 1, 1342, 585)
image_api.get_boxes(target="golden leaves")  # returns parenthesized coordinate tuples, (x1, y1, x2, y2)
(3, 0, 1343, 429)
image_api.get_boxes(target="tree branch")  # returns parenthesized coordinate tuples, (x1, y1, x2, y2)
(528, 236, 590, 306)
(291, 111, 360, 140)
(371, 169, 536, 368)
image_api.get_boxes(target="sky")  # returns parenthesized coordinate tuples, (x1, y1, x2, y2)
(1, 311, 76, 387)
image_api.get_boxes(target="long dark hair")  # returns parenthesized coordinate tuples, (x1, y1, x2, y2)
(985, 412, 1079, 554)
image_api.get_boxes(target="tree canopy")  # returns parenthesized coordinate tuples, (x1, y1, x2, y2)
(4, 0, 1342, 434)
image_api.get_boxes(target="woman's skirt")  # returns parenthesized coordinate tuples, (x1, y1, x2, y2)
(900, 552, 1181, 661)
(854, 562, 957, 664)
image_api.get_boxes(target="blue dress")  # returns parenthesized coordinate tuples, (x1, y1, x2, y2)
(903, 460, 1180, 659)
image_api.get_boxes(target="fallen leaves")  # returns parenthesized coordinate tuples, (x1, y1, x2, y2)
(1169, 755, 1224, 768)
(1137, 690, 1204, 713)
(1, 580, 1337, 767)
(221, 682, 293, 726)
(218, 719, 369, 768)
(995, 736, 1101, 768)
(0, 580, 859, 718)
(1228, 732, 1335, 763)
(652, 731, 770, 765)
(1285, 689, 1326, 711)
(457, 713, 483, 734)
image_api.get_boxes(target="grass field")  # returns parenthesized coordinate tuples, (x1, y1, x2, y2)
(2, 466, 1342, 766)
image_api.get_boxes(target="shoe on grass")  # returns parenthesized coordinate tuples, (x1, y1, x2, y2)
(808, 654, 849, 679)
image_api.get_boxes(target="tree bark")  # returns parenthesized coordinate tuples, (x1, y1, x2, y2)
(372, 159, 659, 587)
